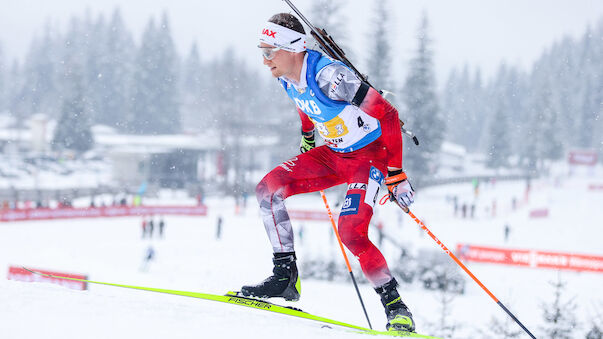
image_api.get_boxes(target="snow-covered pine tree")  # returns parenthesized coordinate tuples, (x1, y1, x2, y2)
(131, 16, 157, 134)
(585, 302, 603, 339)
(522, 64, 563, 171)
(366, 0, 393, 92)
(82, 13, 107, 129)
(486, 65, 516, 169)
(53, 17, 94, 154)
(539, 276, 579, 339)
(0, 43, 6, 113)
(426, 291, 459, 338)
(441, 65, 481, 152)
(401, 13, 444, 179)
(155, 12, 180, 133)
(7, 60, 25, 128)
(20, 22, 61, 119)
(466, 69, 485, 152)
(501, 67, 528, 165)
(576, 22, 602, 151)
(486, 104, 510, 169)
(206, 48, 264, 194)
(586, 322, 603, 339)
(441, 67, 459, 143)
(481, 314, 523, 338)
(130, 13, 180, 134)
(454, 66, 472, 149)
(52, 82, 93, 154)
(180, 42, 205, 134)
(96, 8, 135, 131)
(309, 0, 351, 58)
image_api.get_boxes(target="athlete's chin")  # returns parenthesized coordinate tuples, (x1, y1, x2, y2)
(269, 67, 282, 78)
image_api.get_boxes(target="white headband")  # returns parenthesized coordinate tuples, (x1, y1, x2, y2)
(259, 21, 306, 53)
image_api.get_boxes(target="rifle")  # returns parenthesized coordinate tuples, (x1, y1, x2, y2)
(282, 0, 419, 146)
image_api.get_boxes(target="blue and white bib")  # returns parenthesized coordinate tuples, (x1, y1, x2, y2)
(281, 50, 381, 153)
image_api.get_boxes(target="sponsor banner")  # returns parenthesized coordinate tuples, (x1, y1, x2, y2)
(588, 184, 603, 191)
(568, 150, 598, 166)
(457, 244, 603, 273)
(529, 208, 549, 218)
(0, 205, 208, 222)
(288, 210, 338, 221)
(7, 266, 88, 290)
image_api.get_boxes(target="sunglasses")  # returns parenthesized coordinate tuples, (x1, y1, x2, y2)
(258, 45, 282, 60)
(258, 37, 302, 60)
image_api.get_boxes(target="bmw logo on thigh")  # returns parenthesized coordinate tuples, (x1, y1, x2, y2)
(366, 167, 384, 208)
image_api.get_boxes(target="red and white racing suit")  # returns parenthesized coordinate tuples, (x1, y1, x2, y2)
(257, 53, 403, 287)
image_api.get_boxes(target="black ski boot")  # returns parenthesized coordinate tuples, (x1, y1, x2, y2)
(241, 252, 301, 301)
(375, 278, 416, 332)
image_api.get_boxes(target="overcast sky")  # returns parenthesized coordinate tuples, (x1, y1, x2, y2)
(1, 0, 601, 85)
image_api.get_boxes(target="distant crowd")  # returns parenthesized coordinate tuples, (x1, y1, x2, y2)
(0, 193, 140, 211)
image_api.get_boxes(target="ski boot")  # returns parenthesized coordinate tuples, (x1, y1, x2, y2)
(241, 252, 301, 301)
(375, 278, 416, 332)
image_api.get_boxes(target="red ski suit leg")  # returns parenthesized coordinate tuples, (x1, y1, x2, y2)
(256, 146, 344, 253)
(256, 141, 393, 287)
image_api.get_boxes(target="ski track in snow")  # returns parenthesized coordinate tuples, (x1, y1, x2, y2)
(1, 168, 602, 338)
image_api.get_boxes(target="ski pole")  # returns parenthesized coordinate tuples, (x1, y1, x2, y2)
(399, 205, 537, 339)
(320, 190, 373, 330)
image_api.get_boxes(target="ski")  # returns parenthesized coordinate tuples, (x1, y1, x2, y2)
(22, 267, 440, 338)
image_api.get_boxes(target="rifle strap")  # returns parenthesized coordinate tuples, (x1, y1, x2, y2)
(351, 82, 370, 107)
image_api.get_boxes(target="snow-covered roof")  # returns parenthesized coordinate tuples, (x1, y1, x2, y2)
(94, 133, 220, 151)
(440, 141, 467, 156)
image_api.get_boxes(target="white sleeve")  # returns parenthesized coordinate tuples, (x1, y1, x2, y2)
(315, 63, 362, 102)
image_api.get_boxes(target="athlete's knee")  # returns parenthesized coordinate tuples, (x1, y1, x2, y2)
(256, 171, 286, 203)
(255, 180, 270, 203)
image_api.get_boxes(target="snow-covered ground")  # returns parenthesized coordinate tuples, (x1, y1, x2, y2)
(1, 166, 602, 338)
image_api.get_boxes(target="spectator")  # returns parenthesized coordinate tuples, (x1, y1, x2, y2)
(159, 216, 165, 238)
(298, 224, 304, 244)
(472, 178, 480, 198)
(504, 224, 511, 242)
(141, 217, 147, 238)
(453, 196, 459, 216)
(140, 246, 155, 272)
(148, 216, 155, 238)
(216, 215, 223, 239)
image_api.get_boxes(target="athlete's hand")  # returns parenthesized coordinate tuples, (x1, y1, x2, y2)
(300, 134, 315, 153)
(385, 170, 415, 209)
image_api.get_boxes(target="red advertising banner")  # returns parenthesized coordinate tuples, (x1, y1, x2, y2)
(568, 150, 598, 166)
(288, 210, 338, 221)
(457, 244, 603, 273)
(7, 266, 88, 290)
(529, 208, 549, 218)
(589, 184, 603, 191)
(0, 205, 207, 222)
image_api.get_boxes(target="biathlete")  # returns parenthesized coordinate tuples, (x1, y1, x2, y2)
(241, 13, 416, 332)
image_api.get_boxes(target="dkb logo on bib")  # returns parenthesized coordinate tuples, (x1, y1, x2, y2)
(294, 98, 322, 116)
